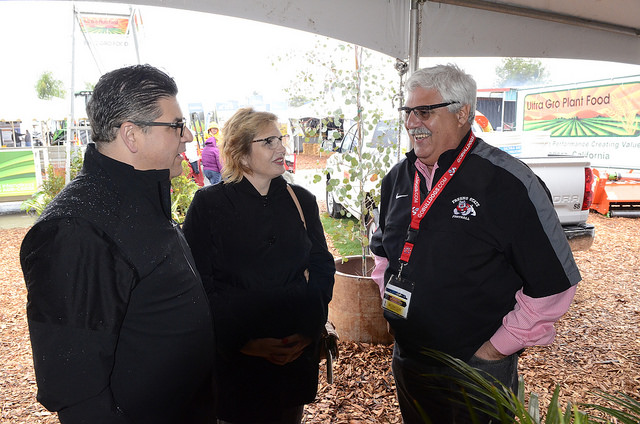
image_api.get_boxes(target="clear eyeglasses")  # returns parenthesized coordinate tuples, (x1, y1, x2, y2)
(252, 134, 290, 149)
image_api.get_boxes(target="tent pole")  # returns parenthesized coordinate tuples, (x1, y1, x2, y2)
(130, 6, 141, 64)
(66, 4, 77, 184)
(409, 0, 424, 76)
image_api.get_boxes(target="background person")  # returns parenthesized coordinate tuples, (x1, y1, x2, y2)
(184, 130, 205, 186)
(370, 64, 580, 423)
(183, 107, 335, 424)
(202, 121, 223, 185)
(24, 129, 32, 146)
(20, 64, 216, 423)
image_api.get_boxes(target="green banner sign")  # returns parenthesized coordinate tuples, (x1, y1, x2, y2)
(0, 150, 37, 197)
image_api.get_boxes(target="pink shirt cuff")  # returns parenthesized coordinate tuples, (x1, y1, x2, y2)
(371, 254, 388, 299)
(490, 285, 577, 355)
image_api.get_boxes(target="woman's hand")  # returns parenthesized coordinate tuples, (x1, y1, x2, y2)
(240, 334, 312, 366)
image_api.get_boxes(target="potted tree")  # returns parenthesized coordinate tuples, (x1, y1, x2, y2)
(283, 40, 404, 343)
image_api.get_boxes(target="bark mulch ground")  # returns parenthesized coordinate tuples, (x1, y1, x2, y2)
(2, 154, 638, 422)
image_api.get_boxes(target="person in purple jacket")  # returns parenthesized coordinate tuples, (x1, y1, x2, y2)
(202, 121, 224, 185)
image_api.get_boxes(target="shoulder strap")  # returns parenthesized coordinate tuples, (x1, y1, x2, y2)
(286, 184, 310, 282)
(286, 184, 306, 230)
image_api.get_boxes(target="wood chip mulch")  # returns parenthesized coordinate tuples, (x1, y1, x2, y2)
(2, 160, 639, 422)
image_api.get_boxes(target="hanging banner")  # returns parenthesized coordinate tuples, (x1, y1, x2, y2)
(0, 150, 37, 198)
(79, 15, 130, 35)
(522, 82, 640, 137)
(518, 79, 640, 170)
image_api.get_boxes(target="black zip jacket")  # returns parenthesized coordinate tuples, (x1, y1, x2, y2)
(20, 145, 215, 423)
(370, 131, 581, 364)
(183, 175, 335, 423)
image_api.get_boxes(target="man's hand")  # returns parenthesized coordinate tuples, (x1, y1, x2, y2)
(240, 334, 312, 366)
(474, 340, 507, 361)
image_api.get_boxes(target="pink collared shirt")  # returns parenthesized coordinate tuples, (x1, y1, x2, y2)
(371, 159, 576, 355)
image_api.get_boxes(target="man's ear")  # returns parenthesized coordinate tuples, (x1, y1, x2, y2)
(457, 104, 472, 126)
(119, 122, 139, 153)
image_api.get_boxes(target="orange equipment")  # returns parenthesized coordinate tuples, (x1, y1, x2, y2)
(474, 111, 494, 132)
(591, 169, 640, 218)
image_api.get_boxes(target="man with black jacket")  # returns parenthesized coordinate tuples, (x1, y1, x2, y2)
(370, 64, 580, 423)
(20, 65, 216, 423)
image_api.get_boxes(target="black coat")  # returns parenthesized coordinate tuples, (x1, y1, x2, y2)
(371, 134, 580, 364)
(20, 145, 215, 423)
(183, 175, 335, 423)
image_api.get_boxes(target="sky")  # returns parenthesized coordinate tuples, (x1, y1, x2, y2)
(2, 1, 640, 127)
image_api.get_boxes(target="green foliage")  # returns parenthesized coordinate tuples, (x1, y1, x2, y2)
(170, 161, 199, 224)
(495, 58, 548, 88)
(35, 71, 66, 100)
(288, 95, 312, 108)
(280, 39, 399, 274)
(21, 149, 84, 215)
(421, 349, 640, 423)
(581, 391, 640, 423)
(319, 213, 361, 257)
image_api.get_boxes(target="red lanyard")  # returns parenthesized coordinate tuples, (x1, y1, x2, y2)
(399, 132, 476, 264)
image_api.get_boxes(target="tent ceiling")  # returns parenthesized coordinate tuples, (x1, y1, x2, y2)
(75, 0, 640, 64)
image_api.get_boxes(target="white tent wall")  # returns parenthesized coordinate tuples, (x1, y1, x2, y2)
(72, 0, 640, 66)
(420, 1, 640, 64)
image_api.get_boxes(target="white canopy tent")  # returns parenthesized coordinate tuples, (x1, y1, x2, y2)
(64, 0, 639, 176)
(73, 0, 640, 70)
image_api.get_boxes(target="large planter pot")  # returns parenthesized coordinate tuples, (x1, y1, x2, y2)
(328, 255, 394, 344)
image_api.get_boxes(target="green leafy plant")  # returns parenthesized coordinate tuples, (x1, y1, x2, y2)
(280, 39, 401, 274)
(581, 391, 640, 423)
(495, 57, 549, 88)
(35, 71, 66, 100)
(21, 149, 84, 215)
(319, 213, 361, 257)
(170, 160, 199, 224)
(421, 349, 640, 423)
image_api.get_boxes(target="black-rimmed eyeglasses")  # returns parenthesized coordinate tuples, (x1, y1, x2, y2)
(252, 134, 290, 150)
(398, 102, 459, 121)
(128, 118, 188, 137)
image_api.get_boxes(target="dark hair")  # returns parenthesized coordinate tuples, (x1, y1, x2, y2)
(87, 64, 178, 143)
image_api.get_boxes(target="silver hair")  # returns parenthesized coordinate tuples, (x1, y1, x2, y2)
(405, 64, 477, 125)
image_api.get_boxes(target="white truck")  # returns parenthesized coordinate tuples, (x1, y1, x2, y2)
(325, 118, 595, 251)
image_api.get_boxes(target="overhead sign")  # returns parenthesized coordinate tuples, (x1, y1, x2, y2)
(523, 82, 640, 137)
(519, 80, 640, 170)
(79, 15, 130, 35)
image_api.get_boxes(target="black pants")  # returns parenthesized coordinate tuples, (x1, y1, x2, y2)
(392, 345, 519, 424)
(217, 405, 304, 424)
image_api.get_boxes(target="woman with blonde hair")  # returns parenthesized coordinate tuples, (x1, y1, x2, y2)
(183, 108, 335, 424)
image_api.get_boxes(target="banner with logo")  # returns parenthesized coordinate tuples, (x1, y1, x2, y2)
(79, 15, 130, 35)
(0, 150, 37, 198)
(520, 81, 640, 169)
(523, 82, 640, 137)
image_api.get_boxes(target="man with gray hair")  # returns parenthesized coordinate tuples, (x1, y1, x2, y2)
(20, 64, 216, 423)
(370, 64, 580, 422)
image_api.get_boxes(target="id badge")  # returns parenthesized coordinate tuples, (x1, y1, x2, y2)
(382, 274, 415, 319)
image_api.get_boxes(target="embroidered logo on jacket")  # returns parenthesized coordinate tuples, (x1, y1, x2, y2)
(452, 196, 479, 220)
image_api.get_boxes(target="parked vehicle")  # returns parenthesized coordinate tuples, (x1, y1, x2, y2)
(514, 76, 640, 218)
(325, 119, 404, 220)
